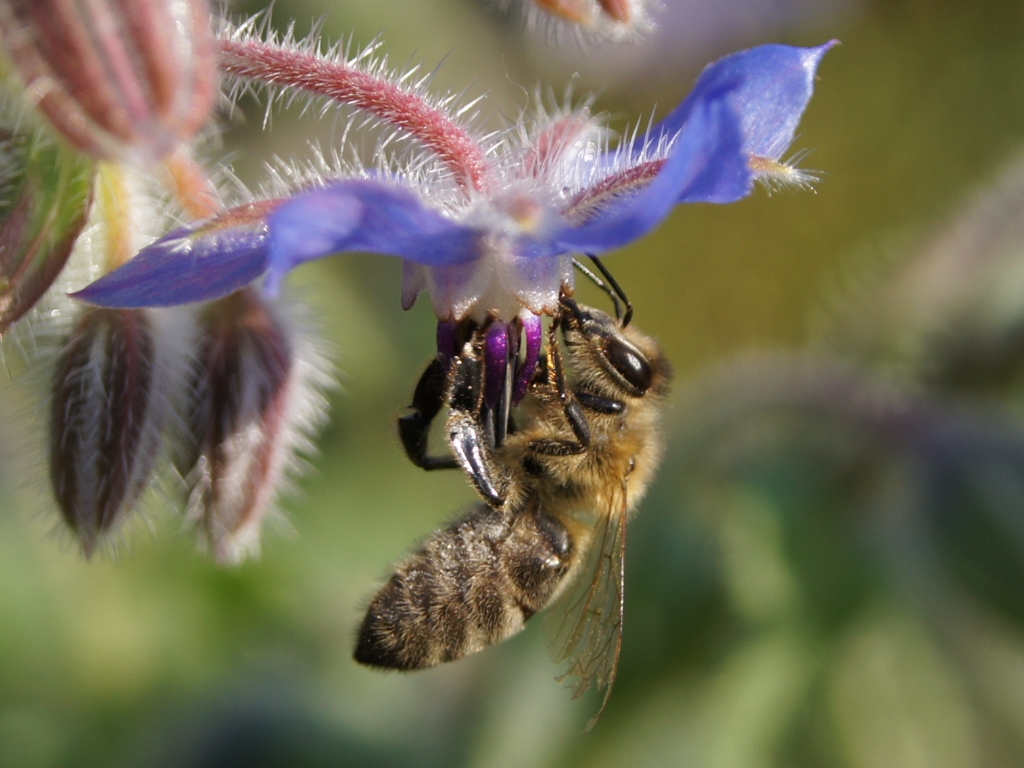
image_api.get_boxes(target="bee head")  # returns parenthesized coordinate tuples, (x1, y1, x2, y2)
(558, 294, 666, 399)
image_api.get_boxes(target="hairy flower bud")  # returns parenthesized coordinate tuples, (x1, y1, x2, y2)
(181, 289, 319, 565)
(0, 131, 93, 333)
(49, 306, 179, 555)
(522, 0, 649, 37)
(0, 0, 217, 161)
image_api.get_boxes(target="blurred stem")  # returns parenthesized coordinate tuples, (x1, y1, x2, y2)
(534, 0, 591, 23)
(97, 163, 133, 271)
(163, 148, 222, 219)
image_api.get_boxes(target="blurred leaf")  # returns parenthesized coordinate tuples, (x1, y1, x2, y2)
(585, 630, 816, 768)
(715, 487, 801, 624)
(826, 606, 979, 768)
(0, 134, 94, 333)
(818, 153, 1024, 396)
(924, 440, 1024, 626)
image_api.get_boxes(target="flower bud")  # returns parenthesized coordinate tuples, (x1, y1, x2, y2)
(181, 289, 320, 565)
(0, 0, 217, 161)
(0, 131, 94, 334)
(49, 306, 177, 555)
(528, 0, 646, 34)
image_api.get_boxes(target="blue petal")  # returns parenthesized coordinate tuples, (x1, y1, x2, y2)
(266, 179, 482, 293)
(72, 210, 272, 307)
(646, 42, 836, 203)
(552, 88, 745, 253)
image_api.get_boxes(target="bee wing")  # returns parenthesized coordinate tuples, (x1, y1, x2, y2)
(543, 482, 628, 730)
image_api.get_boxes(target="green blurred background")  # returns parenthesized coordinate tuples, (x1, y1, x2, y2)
(6, 0, 1024, 765)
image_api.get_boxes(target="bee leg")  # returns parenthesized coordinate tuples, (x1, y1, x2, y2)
(506, 506, 574, 617)
(446, 340, 509, 508)
(398, 358, 460, 471)
(548, 320, 591, 447)
(574, 390, 625, 414)
(448, 413, 506, 507)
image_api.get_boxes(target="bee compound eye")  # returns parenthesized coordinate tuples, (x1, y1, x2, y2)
(604, 336, 652, 393)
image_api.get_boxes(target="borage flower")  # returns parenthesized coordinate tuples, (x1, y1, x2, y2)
(73, 37, 835, 403)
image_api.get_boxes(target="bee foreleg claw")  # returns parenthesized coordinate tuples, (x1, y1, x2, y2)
(448, 411, 507, 508)
(399, 358, 460, 470)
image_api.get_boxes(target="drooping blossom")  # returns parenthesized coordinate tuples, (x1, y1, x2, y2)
(74, 34, 835, 402)
(0, 7, 336, 563)
(38, 161, 331, 560)
(180, 288, 331, 566)
(0, 0, 218, 163)
(0, 0, 221, 336)
(49, 305, 189, 556)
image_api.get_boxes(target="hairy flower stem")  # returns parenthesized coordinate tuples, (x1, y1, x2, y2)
(163, 148, 223, 219)
(216, 36, 493, 195)
(96, 164, 137, 271)
(565, 159, 664, 222)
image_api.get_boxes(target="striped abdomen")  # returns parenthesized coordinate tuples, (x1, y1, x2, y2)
(354, 501, 572, 670)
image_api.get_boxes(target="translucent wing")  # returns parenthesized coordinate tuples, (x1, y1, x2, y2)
(544, 481, 628, 730)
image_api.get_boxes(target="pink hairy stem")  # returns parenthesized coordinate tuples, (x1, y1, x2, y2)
(563, 159, 663, 223)
(522, 114, 592, 179)
(217, 36, 494, 195)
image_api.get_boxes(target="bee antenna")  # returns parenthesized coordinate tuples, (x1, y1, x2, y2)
(571, 258, 622, 320)
(584, 254, 633, 327)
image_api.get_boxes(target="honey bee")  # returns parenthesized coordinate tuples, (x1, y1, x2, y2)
(354, 289, 671, 725)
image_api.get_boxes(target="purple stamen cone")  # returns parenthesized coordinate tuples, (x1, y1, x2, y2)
(436, 320, 458, 370)
(507, 320, 520, 374)
(484, 321, 509, 411)
(513, 313, 543, 405)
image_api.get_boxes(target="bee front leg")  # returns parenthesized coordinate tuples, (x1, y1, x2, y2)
(548, 321, 591, 447)
(398, 358, 460, 471)
(447, 413, 507, 507)
(446, 347, 509, 508)
(574, 390, 625, 414)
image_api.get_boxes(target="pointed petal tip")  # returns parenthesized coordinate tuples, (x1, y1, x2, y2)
(80, 535, 98, 560)
(808, 39, 841, 65)
(70, 213, 273, 309)
(68, 280, 192, 309)
(67, 285, 126, 308)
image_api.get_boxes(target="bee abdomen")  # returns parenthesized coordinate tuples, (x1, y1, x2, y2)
(354, 502, 572, 670)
